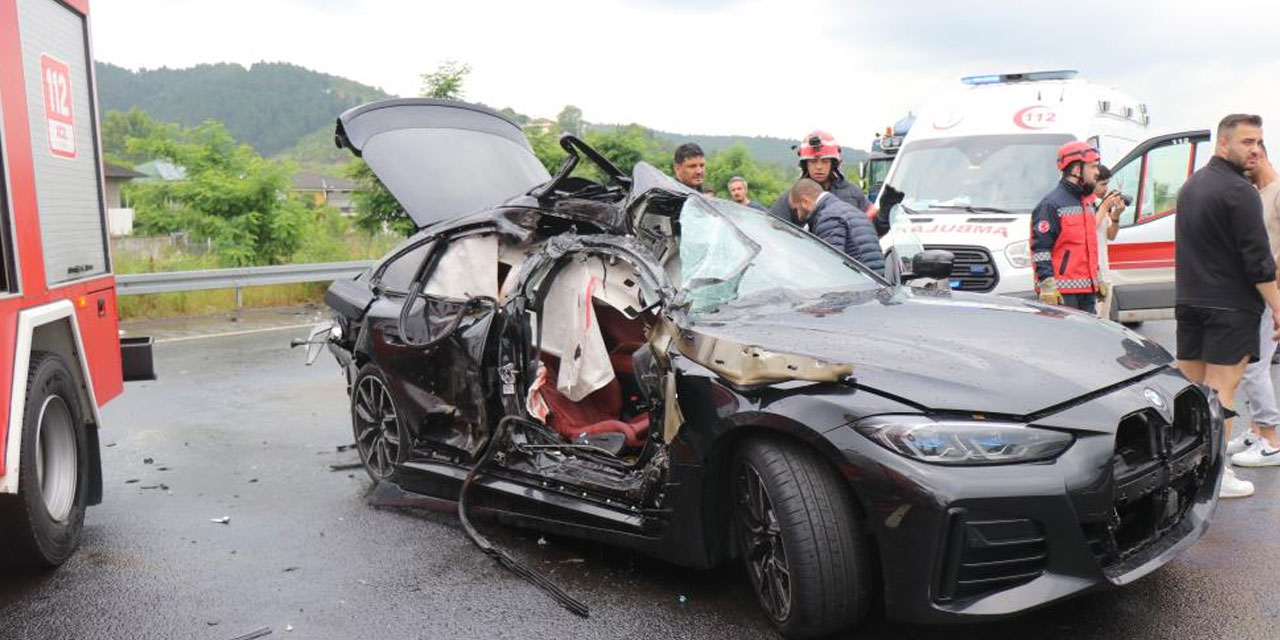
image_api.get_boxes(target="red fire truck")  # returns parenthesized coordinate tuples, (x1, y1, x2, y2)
(0, 0, 152, 566)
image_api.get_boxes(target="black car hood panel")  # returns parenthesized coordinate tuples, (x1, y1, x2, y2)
(692, 288, 1172, 417)
(336, 99, 551, 229)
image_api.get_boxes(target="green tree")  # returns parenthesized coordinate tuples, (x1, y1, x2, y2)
(703, 143, 790, 205)
(347, 157, 415, 236)
(556, 105, 583, 137)
(420, 60, 471, 100)
(101, 108, 178, 166)
(350, 60, 475, 234)
(126, 120, 311, 266)
(582, 124, 671, 180)
(526, 123, 568, 173)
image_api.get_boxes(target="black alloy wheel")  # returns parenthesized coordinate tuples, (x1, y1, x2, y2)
(351, 365, 405, 482)
(737, 460, 793, 621)
(732, 437, 871, 639)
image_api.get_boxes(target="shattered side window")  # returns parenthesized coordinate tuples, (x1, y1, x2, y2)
(676, 198, 879, 314)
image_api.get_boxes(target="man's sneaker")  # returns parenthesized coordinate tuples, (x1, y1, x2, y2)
(1227, 431, 1260, 455)
(1232, 440, 1280, 467)
(1220, 467, 1255, 498)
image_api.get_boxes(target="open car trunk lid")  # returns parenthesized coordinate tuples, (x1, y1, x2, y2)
(335, 98, 551, 229)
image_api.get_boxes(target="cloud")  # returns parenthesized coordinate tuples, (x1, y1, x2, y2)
(89, 0, 1280, 148)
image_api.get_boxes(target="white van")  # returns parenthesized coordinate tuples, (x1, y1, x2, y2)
(880, 70, 1202, 322)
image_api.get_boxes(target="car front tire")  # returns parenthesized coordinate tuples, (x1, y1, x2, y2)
(0, 352, 89, 567)
(733, 436, 871, 638)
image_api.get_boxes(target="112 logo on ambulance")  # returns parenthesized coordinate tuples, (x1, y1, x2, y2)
(1014, 105, 1056, 130)
(40, 53, 76, 159)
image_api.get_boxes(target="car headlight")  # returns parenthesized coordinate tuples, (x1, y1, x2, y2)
(854, 416, 1073, 465)
(1004, 240, 1030, 269)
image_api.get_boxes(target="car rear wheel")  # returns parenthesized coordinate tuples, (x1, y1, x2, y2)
(733, 436, 871, 639)
(0, 352, 89, 567)
(351, 364, 407, 482)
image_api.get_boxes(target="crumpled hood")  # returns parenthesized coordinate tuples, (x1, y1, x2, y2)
(691, 288, 1172, 417)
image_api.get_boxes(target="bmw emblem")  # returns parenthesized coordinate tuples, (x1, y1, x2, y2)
(1143, 388, 1165, 410)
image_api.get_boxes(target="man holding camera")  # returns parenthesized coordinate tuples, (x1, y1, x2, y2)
(1030, 141, 1116, 313)
(1091, 164, 1130, 319)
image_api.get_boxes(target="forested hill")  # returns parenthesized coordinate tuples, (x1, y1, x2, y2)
(95, 62, 391, 156)
(95, 61, 868, 170)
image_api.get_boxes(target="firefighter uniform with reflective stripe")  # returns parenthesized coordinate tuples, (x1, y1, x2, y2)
(1031, 179, 1100, 297)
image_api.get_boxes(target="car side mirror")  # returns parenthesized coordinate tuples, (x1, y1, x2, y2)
(904, 249, 954, 282)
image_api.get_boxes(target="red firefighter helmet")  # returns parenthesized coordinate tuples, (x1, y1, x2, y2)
(797, 130, 842, 161)
(1056, 141, 1100, 170)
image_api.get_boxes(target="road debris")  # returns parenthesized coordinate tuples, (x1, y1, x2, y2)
(226, 627, 271, 640)
(210, 516, 231, 525)
(328, 462, 363, 471)
(143, 457, 154, 464)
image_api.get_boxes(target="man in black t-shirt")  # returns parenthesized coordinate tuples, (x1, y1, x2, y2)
(1175, 113, 1280, 499)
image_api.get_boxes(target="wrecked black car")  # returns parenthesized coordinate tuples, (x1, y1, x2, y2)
(305, 98, 1225, 638)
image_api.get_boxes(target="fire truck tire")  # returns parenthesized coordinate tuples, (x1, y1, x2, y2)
(0, 351, 89, 568)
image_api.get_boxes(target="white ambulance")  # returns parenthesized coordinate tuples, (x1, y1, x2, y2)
(880, 70, 1204, 322)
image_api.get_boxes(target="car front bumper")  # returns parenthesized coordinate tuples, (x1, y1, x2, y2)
(825, 368, 1222, 624)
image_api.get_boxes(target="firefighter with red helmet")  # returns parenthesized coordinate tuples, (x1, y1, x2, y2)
(1031, 141, 1105, 312)
(769, 130, 873, 224)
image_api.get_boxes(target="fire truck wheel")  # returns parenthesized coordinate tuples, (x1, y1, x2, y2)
(0, 352, 89, 568)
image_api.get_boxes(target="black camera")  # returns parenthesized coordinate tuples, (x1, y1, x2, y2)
(1119, 193, 1133, 206)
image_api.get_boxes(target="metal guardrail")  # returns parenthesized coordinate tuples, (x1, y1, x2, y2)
(116, 260, 374, 302)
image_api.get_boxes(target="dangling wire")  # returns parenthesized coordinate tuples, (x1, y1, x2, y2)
(457, 417, 590, 618)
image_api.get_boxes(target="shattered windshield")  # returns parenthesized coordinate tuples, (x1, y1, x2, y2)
(675, 197, 879, 313)
(887, 133, 1072, 212)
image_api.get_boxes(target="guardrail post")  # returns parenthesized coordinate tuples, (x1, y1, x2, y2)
(235, 284, 243, 310)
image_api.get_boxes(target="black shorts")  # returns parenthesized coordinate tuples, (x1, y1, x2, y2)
(1175, 305, 1261, 365)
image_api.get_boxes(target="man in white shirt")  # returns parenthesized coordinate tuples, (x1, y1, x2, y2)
(1230, 144, 1280, 466)
(1091, 164, 1127, 319)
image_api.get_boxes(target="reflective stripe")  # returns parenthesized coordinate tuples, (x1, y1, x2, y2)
(1056, 278, 1094, 289)
(1032, 252, 1052, 261)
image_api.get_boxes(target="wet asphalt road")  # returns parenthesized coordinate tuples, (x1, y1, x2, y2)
(2, 314, 1280, 639)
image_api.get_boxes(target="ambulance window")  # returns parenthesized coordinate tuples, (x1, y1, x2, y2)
(1137, 142, 1194, 224)
(1110, 157, 1142, 227)
(1192, 140, 1212, 172)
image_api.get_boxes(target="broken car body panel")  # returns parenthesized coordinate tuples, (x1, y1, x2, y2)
(335, 99, 551, 229)
(318, 99, 1222, 628)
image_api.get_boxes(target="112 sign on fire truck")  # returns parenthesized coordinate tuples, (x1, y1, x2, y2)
(0, 0, 152, 566)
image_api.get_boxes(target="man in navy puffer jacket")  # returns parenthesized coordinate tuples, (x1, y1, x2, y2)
(789, 178, 885, 275)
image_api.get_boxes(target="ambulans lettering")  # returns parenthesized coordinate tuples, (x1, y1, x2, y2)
(910, 223, 1009, 239)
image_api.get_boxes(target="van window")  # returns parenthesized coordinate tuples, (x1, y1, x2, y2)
(1110, 157, 1142, 227)
(888, 134, 1072, 213)
(1192, 140, 1211, 172)
(1137, 142, 1194, 223)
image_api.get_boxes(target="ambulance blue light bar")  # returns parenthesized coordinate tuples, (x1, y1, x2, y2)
(961, 70, 1079, 85)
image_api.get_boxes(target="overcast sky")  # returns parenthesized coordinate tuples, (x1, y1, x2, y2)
(91, 0, 1279, 145)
